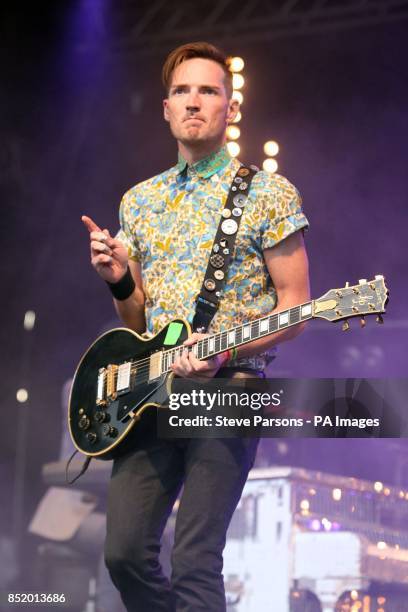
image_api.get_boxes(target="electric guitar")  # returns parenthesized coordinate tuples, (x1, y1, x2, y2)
(68, 276, 388, 459)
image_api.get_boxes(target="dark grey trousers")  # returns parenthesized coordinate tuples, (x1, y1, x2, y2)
(104, 433, 258, 612)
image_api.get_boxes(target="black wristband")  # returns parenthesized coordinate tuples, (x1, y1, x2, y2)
(106, 266, 135, 301)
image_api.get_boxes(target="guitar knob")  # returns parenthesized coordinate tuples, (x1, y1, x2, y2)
(78, 415, 90, 430)
(342, 320, 350, 332)
(86, 432, 98, 444)
(94, 410, 110, 423)
(102, 425, 118, 438)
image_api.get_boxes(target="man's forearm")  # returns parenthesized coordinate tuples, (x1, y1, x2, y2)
(113, 287, 146, 333)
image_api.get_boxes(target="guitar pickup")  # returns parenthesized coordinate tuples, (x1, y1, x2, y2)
(106, 364, 118, 401)
(116, 362, 132, 394)
(96, 368, 106, 406)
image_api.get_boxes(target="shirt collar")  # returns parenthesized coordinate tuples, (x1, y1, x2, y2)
(176, 145, 232, 179)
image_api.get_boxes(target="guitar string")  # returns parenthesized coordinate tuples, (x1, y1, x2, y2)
(109, 307, 306, 385)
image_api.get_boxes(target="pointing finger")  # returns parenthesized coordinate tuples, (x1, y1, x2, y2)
(82, 215, 102, 234)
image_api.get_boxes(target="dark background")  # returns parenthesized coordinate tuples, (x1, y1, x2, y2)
(1, 0, 407, 590)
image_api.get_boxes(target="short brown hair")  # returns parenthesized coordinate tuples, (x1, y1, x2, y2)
(162, 41, 233, 98)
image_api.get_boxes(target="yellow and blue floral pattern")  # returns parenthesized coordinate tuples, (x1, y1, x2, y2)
(117, 146, 309, 369)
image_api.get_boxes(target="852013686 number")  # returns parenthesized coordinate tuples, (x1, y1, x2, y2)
(5, 593, 66, 605)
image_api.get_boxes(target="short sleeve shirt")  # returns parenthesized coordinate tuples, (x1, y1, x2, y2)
(117, 146, 309, 368)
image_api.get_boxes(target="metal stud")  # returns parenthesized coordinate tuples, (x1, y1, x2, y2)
(221, 219, 238, 235)
(233, 194, 247, 208)
(239, 182, 248, 190)
(238, 167, 250, 177)
(210, 254, 225, 269)
(204, 279, 216, 291)
(232, 208, 242, 217)
(214, 270, 224, 280)
(222, 208, 231, 218)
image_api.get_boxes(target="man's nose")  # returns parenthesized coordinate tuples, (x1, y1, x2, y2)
(185, 89, 200, 110)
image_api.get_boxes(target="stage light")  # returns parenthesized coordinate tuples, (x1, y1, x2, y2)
(227, 141, 240, 157)
(374, 481, 383, 493)
(310, 519, 321, 531)
(16, 388, 28, 403)
(229, 57, 244, 72)
(226, 125, 240, 140)
(383, 487, 390, 496)
(232, 111, 242, 123)
(332, 488, 342, 501)
(299, 499, 309, 511)
(232, 90, 243, 105)
(351, 590, 359, 600)
(322, 517, 332, 531)
(232, 73, 244, 90)
(377, 541, 387, 550)
(262, 158, 278, 173)
(377, 597, 386, 605)
(24, 310, 36, 331)
(263, 140, 280, 157)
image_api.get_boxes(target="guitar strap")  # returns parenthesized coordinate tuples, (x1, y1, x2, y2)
(192, 164, 259, 333)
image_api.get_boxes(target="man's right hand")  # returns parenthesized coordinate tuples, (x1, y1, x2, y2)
(82, 215, 129, 284)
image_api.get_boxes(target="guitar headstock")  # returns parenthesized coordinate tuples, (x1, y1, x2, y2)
(313, 275, 389, 328)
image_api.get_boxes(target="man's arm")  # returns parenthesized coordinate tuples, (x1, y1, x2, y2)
(82, 215, 146, 334)
(228, 229, 310, 359)
(112, 259, 146, 334)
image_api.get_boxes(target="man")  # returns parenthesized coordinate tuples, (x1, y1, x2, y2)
(82, 42, 309, 612)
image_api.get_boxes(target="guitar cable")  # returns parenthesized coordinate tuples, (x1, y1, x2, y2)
(65, 449, 92, 485)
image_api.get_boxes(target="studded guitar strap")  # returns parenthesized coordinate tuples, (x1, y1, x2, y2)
(192, 164, 259, 333)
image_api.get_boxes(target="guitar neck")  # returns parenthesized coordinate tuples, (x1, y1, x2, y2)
(161, 301, 314, 374)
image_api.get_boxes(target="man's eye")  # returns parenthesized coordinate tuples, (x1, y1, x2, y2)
(203, 88, 217, 94)
(173, 87, 186, 95)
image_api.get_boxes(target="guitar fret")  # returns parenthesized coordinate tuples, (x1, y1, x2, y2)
(278, 311, 289, 327)
(259, 318, 269, 334)
(289, 306, 300, 325)
(215, 334, 221, 353)
(243, 325, 251, 340)
(251, 320, 260, 339)
(301, 302, 313, 319)
(269, 315, 279, 333)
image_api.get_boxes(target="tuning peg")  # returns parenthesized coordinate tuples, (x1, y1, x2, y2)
(359, 279, 367, 284)
(375, 275, 384, 280)
(360, 316, 366, 328)
(342, 320, 350, 332)
(376, 314, 384, 324)
(345, 282, 350, 288)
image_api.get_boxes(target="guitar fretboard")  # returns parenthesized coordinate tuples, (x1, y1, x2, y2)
(160, 301, 314, 373)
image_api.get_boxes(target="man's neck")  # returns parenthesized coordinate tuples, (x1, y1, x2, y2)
(178, 139, 225, 166)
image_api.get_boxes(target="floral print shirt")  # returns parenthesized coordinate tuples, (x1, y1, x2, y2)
(116, 146, 309, 369)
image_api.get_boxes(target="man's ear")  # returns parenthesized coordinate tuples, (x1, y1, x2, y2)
(226, 98, 240, 125)
(163, 99, 170, 122)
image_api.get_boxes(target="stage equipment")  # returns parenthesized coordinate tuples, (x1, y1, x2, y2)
(223, 466, 408, 611)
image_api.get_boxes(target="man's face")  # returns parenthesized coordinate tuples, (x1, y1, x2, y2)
(163, 58, 238, 148)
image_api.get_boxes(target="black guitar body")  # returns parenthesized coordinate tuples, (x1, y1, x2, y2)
(68, 320, 190, 459)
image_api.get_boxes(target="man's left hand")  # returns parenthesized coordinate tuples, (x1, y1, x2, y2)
(171, 333, 229, 379)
